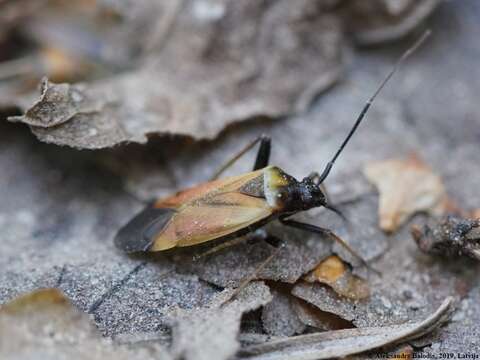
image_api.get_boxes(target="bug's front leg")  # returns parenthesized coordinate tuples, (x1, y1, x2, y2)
(279, 215, 380, 275)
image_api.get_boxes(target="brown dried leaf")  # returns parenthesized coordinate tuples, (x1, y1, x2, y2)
(304, 255, 370, 300)
(364, 154, 447, 233)
(310, 255, 346, 282)
(0, 288, 170, 360)
(9, 0, 343, 149)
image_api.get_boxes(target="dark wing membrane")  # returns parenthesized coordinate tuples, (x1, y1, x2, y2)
(114, 206, 175, 253)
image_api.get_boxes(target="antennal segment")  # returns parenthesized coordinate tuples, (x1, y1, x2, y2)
(317, 30, 431, 184)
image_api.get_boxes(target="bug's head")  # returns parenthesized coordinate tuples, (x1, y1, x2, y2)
(274, 172, 325, 212)
(296, 172, 346, 221)
(272, 172, 326, 212)
(296, 175, 327, 210)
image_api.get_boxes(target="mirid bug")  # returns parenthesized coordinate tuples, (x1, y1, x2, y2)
(115, 32, 430, 272)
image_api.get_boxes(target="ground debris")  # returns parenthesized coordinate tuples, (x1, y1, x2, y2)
(304, 255, 370, 300)
(364, 154, 448, 233)
(8, 0, 343, 149)
(9, 78, 104, 128)
(183, 220, 333, 287)
(1, 1, 480, 356)
(167, 281, 272, 360)
(261, 287, 306, 337)
(237, 297, 453, 360)
(292, 297, 354, 331)
(345, 0, 439, 45)
(412, 215, 480, 261)
(0, 288, 171, 360)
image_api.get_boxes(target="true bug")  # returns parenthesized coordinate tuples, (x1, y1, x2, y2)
(115, 32, 430, 271)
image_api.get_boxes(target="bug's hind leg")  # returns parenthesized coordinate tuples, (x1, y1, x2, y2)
(210, 135, 271, 180)
(221, 235, 283, 306)
(192, 235, 251, 261)
(279, 216, 380, 276)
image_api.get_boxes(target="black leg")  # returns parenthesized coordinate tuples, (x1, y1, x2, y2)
(210, 135, 271, 180)
(263, 234, 283, 248)
(253, 136, 271, 170)
(279, 216, 380, 275)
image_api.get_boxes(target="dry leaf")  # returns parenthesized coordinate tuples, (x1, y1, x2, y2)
(9, 78, 104, 128)
(364, 154, 447, 233)
(261, 287, 306, 337)
(0, 288, 170, 360)
(238, 297, 453, 360)
(184, 222, 333, 287)
(304, 255, 370, 300)
(168, 281, 272, 360)
(291, 297, 353, 331)
(9, 0, 343, 149)
(346, 0, 439, 45)
(412, 215, 480, 261)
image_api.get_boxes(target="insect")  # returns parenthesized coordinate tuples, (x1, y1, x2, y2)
(115, 32, 430, 272)
(412, 215, 480, 261)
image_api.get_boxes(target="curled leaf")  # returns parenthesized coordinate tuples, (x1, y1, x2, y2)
(364, 154, 447, 233)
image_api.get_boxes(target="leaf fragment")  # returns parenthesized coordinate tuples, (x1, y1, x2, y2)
(0, 288, 171, 360)
(8, 0, 343, 149)
(9, 78, 103, 128)
(168, 281, 272, 360)
(261, 288, 306, 337)
(364, 154, 448, 233)
(237, 297, 453, 360)
(304, 255, 370, 300)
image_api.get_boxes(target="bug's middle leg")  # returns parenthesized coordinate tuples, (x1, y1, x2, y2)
(210, 135, 271, 180)
(279, 216, 380, 275)
(192, 234, 251, 261)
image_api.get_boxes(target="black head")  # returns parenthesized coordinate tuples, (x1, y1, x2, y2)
(276, 175, 326, 212)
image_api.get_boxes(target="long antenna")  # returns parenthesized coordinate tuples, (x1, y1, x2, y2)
(317, 30, 431, 184)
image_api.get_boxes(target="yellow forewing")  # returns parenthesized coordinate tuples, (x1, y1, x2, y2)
(149, 167, 275, 251)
